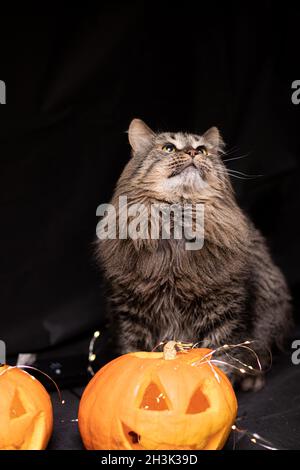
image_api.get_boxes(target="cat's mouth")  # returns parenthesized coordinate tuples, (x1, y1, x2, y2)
(157, 161, 208, 195)
(169, 162, 201, 178)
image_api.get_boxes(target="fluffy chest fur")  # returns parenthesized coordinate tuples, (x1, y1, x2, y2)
(98, 195, 252, 349)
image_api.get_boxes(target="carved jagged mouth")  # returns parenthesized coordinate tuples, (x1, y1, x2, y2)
(121, 422, 144, 449)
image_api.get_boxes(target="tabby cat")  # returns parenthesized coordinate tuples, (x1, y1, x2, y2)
(96, 119, 292, 390)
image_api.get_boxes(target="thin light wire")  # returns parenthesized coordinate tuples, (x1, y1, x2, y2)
(0, 364, 64, 405)
(87, 330, 101, 376)
(231, 425, 279, 450)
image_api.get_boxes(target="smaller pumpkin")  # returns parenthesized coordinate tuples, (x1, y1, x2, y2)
(79, 342, 237, 450)
(0, 365, 53, 450)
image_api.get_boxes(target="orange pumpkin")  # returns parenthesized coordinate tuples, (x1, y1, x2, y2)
(0, 365, 53, 450)
(78, 342, 237, 450)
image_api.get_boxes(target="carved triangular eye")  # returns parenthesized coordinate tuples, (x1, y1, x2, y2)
(10, 389, 27, 419)
(186, 386, 210, 414)
(140, 382, 170, 411)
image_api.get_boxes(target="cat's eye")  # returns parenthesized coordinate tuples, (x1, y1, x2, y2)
(196, 145, 208, 156)
(162, 143, 176, 153)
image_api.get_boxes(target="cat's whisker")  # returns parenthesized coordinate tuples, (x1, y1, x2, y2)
(228, 174, 261, 181)
(227, 169, 263, 178)
(223, 152, 251, 163)
(217, 168, 263, 179)
(222, 172, 262, 181)
(219, 145, 241, 157)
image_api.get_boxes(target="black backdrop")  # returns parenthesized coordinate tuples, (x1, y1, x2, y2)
(1, 4, 299, 360)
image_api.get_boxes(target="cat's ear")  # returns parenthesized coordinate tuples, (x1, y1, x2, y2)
(128, 118, 155, 154)
(203, 127, 224, 152)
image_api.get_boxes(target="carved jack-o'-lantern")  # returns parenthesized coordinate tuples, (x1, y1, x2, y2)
(78, 342, 237, 450)
(0, 365, 53, 450)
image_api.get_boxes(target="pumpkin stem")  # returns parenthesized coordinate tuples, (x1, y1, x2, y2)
(163, 341, 194, 360)
(163, 341, 178, 360)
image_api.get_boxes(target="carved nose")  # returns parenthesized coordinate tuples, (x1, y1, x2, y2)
(185, 148, 197, 158)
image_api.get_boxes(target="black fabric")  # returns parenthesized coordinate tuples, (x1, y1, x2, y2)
(0, 5, 300, 450)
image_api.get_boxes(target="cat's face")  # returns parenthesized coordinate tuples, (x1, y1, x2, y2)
(123, 119, 232, 202)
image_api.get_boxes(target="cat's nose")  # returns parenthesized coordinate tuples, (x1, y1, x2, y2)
(185, 148, 197, 158)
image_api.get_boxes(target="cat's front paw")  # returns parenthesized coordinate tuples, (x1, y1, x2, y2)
(238, 374, 265, 392)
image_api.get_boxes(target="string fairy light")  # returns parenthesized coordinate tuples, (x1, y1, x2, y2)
(0, 364, 64, 405)
(231, 425, 279, 450)
(190, 340, 266, 376)
(87, 330, 101, 376)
